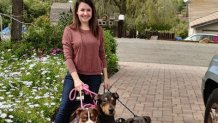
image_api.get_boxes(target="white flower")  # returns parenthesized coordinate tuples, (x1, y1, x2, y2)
(35, 96, 41, 99)
(5, 119, 13, 123)
(41, 71, 47, 75)
(46, 77, 51, 80)
(44, 103, 49, 106)
(9, 115, 13, 118)
(0, 73, 4, 77)
(34, 104, 40, 107)
(8, 95, 13, 98)
(29, 63, 36, 69)
(4, 69, 9, 73)
(51, 102, 56, 106)
(9, 109, 13, 112)
(43, 92, 49, 97)
(29, 96, 33, 99)
(29, 104, 34, 108)
(25, 99, 29, 102)
(55, 75, 60, 78)
(0, 96, 4, 100)
(0, 113, 7, 118)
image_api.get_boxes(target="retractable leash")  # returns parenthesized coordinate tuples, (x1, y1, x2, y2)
(104, 88, 138, 117)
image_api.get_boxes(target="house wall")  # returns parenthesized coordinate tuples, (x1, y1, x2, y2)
(189, 0, 218, 22)
(196, 22, 218, 34)
(188, 0, 218, 36)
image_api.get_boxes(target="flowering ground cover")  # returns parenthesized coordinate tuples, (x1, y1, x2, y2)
(0, 49, 66, 123)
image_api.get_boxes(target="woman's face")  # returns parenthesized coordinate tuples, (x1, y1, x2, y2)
(77, 2, 92, 25)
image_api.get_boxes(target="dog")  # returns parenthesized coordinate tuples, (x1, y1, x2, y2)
(69, 107, 98, 123)
(125, 116, 151, 123)
(95, 92, 119, 123)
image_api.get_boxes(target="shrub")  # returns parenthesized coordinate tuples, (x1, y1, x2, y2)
(103, 30, 119, 76)
(24, 16, 64, 51)
(0, 40, 32, 60)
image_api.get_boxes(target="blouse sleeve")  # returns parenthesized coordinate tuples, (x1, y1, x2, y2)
(62, 27, 77, 73)
(99, 27, 107, 68)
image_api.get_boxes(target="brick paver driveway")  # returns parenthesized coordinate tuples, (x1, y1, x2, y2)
(100, 38, 218, 123)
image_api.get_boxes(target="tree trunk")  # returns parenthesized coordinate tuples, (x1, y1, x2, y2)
(11, 0, 23, 41)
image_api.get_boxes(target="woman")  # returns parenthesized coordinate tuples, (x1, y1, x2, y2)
(55, 0, 109, 122)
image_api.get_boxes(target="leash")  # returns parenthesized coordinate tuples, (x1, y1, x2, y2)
(104, 88, 138, 117)
(69, 84, 98, 108)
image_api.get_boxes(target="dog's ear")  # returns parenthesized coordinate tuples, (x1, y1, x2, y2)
(92, 108, 98, 115)
(76, 108, 83, 116)
(142, 116, 151, 123)
(113, 92, 119, 99)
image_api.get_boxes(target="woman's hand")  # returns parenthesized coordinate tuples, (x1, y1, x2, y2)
(70, 72, 83, 91)
(103, 77, 110, 89)
(74, 79, 84, 91)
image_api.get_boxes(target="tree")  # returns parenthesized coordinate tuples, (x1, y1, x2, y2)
(94, 0, 181, 31)
(11, 0, 23, 41)
(112, 0, 126, 14)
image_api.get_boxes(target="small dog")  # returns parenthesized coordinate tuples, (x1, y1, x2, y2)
(125, 116, 151, 123)
(71, 107, 98, 123)
(96, 92, 119, 123)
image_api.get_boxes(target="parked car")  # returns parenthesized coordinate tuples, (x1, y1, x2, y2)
(184, 33, 218, 43)
(202, 55, 218, 123)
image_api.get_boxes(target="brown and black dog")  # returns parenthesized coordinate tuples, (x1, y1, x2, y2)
(115, 116, 151, 123)
(95, 92, 119, 123)
(125, 116, 151, 123)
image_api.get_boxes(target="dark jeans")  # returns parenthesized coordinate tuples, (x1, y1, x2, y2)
(55, 72, 101, 123)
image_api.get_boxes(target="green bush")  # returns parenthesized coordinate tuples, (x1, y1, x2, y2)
(0, 40, 32, 60)
(103, 30, 119, 76)
(172, 20, 188, 38)
(24, 16, 64, 51)
(23, 0, 50, 23)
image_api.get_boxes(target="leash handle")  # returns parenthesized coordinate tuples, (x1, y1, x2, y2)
(79, 90, 84, 108)
(69, 84, 98, 107)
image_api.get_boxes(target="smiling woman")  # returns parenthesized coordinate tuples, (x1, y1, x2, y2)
(54, 0, 110, 122)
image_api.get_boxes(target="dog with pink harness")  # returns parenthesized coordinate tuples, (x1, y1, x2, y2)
(68, 84, 99, 123)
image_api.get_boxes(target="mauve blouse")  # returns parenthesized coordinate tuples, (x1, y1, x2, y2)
(62, 26, 107, 75)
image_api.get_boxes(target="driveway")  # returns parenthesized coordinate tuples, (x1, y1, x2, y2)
(117, 38, 218, 67)
(101, 38, 218, 123)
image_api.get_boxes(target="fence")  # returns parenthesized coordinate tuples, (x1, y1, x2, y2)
(137, 31, 175, 40)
